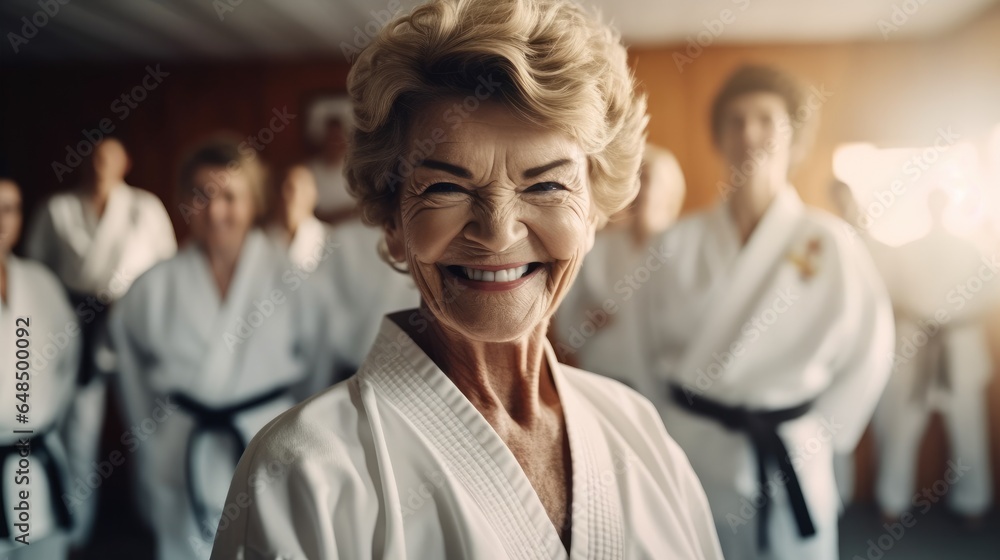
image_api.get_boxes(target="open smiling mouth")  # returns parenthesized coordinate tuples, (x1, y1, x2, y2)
(444, 262, 544, 283)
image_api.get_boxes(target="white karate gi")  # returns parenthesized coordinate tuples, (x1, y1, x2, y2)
(25, 184, 176, 299)
(265, 216, 332, 274)
(209, 311, 725, 560)
(109, 230, 336, 560)
(874, 225, 998, 517)
(321, 219, 420, 376)
(309, 160, 354, 217)
(554, 229, 661, 396)
(642, 188, 895, 560)
(0, 257, 85, 559)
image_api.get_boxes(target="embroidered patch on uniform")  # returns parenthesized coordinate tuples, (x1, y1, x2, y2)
(786, 237, 822, 280)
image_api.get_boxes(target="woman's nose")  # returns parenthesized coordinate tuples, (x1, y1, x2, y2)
(463, 200, 527, 254)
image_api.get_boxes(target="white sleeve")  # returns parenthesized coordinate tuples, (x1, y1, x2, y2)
(631, 393, 726, 560)
(148, 196, 178, 260)
(812, 242, 895, 453)
(210, 423, 374, 560)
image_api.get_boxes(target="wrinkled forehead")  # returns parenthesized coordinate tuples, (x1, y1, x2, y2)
(408, 99, 585, 173)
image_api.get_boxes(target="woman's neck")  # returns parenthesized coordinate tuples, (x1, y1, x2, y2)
(403, 308, 559, 428)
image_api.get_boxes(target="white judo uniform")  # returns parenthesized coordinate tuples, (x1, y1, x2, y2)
(874, 225, 999, 517)
(0, 257, 85, 559)
(210, 312, 724, 560)
(265, 216, 334, 274)
(25, 184, 176, 300)
(25, 185, 178, 528)
(642, 188, 895, 560)
(309, 160, 354, 218)
(555, 229, 662, 395)
(109, 230, 336, 560)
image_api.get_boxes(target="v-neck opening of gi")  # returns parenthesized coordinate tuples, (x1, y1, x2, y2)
(368, 314, 584, 559)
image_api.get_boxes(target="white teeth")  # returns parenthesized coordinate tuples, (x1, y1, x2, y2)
(459, 264, 532, 282)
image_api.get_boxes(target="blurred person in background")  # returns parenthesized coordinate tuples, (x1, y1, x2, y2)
(267, 163, 420, 382)
(828, 178, 902, 507)
(553, 143, 686, 396)
(0, 178, 89, 559)
(109, 139, 336, 560)
(309, 116, 357, 225)
(640, 65, 895, 560)
(25, 137, 177, 385)
(266, 164, 330, 272)
(321, 209, 421, 381)
(873, 189, 998, 529)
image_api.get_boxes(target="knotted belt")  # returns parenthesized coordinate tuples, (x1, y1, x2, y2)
(0, 433, 73, 539)
(169, 385, 291, 541)
(669, 384, 816, 551)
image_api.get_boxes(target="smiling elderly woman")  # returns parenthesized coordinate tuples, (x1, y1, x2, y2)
(209, 0, 723, 558)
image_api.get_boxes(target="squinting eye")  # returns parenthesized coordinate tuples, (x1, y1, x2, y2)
(423, 182, 465, 194)
(524, 182, 566, 193)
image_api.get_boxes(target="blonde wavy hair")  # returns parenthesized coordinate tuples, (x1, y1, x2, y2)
(345, 0, 648, 232)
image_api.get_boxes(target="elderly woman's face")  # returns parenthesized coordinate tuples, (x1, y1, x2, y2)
(387, 100, 596, 342)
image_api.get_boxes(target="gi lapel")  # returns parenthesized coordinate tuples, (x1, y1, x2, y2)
(49, 190, 92, 258)
(195, 230, 272, 399)
(547, 343, 626, 560)
(674, 188, 806, 391)
(79, 184, 133, 286)
(365, 317, 568, 560)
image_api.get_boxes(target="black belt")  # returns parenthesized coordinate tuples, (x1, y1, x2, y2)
(0, 433, 73, 539)
(170, 385, 291, 541)
(912, 333, 951, 402)
(669, 384, 816, 551)
(67, 290, 113, 387)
